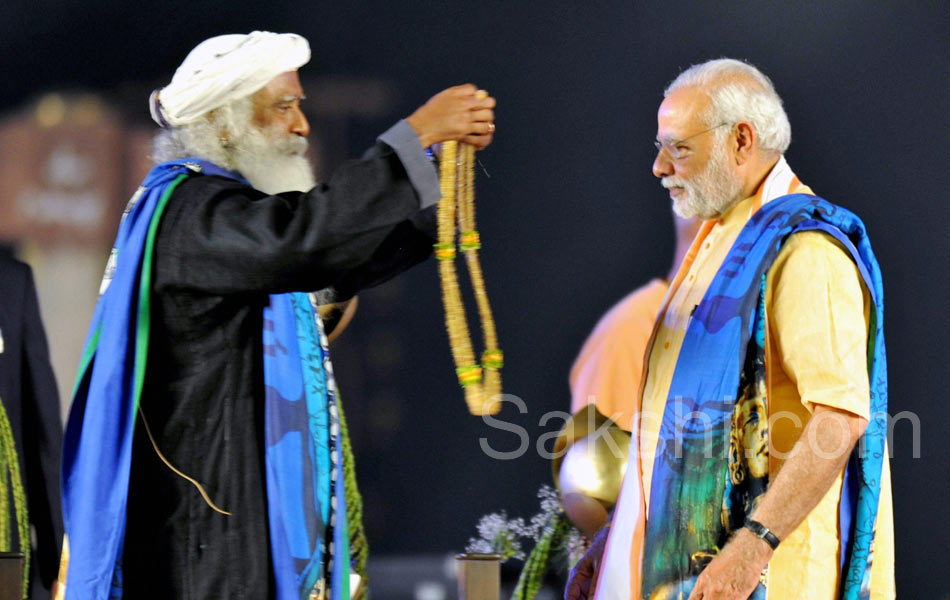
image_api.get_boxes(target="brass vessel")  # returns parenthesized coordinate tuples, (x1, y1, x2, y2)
(552, 404, 631, 536)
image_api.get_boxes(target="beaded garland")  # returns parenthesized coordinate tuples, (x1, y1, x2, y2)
(436, 123, 502, 415)
(0, 394, 29, 600)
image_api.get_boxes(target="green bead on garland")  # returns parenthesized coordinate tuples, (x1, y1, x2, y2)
(433, 243, 457, 261)
(456, 365, 484, 387)
(459, 230, 481, 251)
(481, 349, 504, 370)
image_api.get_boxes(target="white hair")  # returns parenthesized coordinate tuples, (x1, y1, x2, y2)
(152, 95, 315, 194)
(152, 97, 254, 170)
(665, 58, 791, 154)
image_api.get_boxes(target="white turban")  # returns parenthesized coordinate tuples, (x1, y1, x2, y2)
(150, 31, 311, 128)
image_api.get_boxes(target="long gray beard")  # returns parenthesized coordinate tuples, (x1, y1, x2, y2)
(231, 129, 333, 300)
(230, 127, 317, 195)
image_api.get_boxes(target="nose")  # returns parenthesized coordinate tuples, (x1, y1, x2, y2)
(291, 106, 310, 137)
(652, 149, 673, 179)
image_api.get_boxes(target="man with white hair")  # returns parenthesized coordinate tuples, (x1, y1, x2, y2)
(566, 59, 893, 600)
(61, 31, 496, 600)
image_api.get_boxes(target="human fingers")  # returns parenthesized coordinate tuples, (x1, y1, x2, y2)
(564, 574, 589, 600)
(686, 579, 704, 600)
(564, 582, 578, 600)
(449, 83, 478, 97)
(474, 94, 496, 109)
(469, 108, 494, 123)
(586, 576, 597, 599)
(462, 132, 493, 149)
(565, 557, 595, 600)
(466, 121, 495, 136)
(586, 557, 603, 598)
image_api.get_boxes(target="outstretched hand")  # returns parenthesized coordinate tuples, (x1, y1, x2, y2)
(565, 526, 609, 600)
(406, 84, 495, 150)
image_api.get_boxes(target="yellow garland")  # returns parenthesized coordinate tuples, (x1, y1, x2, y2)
(436, 116, 502, 416)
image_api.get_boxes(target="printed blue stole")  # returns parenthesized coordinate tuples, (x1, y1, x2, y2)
(62, 160, 349, 599)
(641, 195, 886, 600)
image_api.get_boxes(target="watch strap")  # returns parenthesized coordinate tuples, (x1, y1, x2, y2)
(744, 519, 780, 550)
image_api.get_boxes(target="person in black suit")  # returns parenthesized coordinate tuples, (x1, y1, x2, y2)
(0, 248, 63, 599)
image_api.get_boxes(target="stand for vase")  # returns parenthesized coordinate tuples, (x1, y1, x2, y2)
(0, 552, 24, 600)
(456, 553, 501, 600)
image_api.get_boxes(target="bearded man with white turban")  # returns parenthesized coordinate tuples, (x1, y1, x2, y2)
(60, 31, 496, 600)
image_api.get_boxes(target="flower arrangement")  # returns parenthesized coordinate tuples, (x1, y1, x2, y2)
(466, 510, 532, 561)
(466, 485, 587, 599)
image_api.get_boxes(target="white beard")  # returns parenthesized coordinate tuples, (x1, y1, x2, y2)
(229, 124, 331, 299)
(663, 142, 744, 220)
(230, 126, 317, 195)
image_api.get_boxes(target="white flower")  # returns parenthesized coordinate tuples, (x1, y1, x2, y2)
(466, 485, 569, 563)
(465, 512, 525, 561)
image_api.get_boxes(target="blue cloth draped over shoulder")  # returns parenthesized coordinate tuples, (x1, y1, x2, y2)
(641, 194, 886, 600)
(62, 159, 349, 599)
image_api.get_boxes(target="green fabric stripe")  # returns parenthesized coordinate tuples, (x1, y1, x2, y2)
(71, 173, 189, 404)
(132, 174, 188, 413)
(71, 324, 102, 400)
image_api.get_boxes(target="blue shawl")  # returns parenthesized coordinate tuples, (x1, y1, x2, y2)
(641, 194, 886, 599)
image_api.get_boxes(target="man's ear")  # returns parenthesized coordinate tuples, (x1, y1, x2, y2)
(206, 110, 232, 147)
(733, 122, 756, 165)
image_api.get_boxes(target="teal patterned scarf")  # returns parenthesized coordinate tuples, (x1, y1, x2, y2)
(642, 194, 887, 600)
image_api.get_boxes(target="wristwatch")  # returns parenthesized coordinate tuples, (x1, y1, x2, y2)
(744, 519, 781, 550)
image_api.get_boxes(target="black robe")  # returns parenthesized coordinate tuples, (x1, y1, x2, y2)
(122, 140, 436, 599)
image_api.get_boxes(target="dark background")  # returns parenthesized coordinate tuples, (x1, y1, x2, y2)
(3, 1, 947, 596)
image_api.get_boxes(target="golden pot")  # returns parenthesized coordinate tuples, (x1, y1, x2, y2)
(552, 404, 631, 536)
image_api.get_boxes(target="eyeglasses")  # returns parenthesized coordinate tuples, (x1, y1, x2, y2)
(654, 123, 730, 160)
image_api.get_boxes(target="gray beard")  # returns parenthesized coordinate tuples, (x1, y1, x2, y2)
(665, 142, 744, 220)
(230, 126, 317, 195)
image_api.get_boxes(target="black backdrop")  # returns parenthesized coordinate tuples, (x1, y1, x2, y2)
(4, 1, 948, 595)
